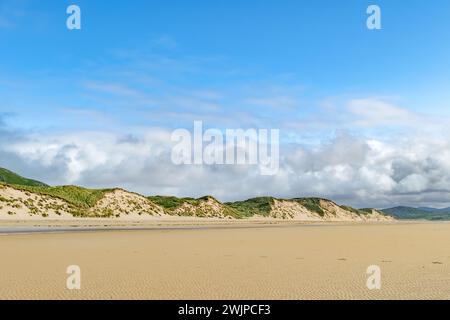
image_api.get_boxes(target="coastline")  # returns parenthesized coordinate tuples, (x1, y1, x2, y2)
(0, 217, 408, 235)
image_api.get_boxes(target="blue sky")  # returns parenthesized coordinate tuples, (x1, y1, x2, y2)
(1, 0, 450, 207)
(1, 0, 450, 128)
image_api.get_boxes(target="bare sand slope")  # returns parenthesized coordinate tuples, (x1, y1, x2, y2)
(0, 222, 449, 300)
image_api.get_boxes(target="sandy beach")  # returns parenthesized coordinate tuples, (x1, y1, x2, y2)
(0, 221, 449, 300)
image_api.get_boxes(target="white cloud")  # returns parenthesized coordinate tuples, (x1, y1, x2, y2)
(347, 98, 418, 127)
(3, 58, 450, 209)
(397, 174, 428, 193)
(2, 120, 450, 209)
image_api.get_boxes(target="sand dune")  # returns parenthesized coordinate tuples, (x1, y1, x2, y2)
(0, 221, 449, 300)
(0, 184, 393, 222)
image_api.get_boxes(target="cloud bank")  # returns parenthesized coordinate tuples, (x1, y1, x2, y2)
(2, 99, 450, 209)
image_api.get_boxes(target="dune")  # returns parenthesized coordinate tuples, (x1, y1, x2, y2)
(0, 183, 393, 222)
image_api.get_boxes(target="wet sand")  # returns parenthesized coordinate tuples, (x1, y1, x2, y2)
(0, 221, 449, 299)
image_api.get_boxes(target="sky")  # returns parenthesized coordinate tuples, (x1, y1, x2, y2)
(1, 0, 450, 208)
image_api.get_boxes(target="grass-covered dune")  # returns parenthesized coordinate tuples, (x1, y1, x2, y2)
(149, 195, 240, 218)
(225, 197, 274, 217)
(8, 184, 112, 208)
(0, 167, 393, 221)
(227, 197, 376, 218)
(148, 195, 203, 210)
(0, 168, 47, 187)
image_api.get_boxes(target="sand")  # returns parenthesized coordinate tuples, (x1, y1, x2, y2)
(0, 221, 449, 300)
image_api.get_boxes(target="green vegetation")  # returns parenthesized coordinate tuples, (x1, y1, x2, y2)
(359, 208, 374, 214)
(148, 196, 201, 209)
(0, 167, 394, 220)
(9, 185, 111, 208)
(340, 205, 374, 215)
(292, 198, 325, 216)
(383, 206, 450, 220)
(226, 197, 274, 217)
(0, 168, 110, 210)
(0, 168, 47, 187)
(149, 195, 241, 218)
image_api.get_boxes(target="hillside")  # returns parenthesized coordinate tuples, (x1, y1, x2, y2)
(226, 197, 273, 217)
(382, 206, 450, 221)
(149, 195, 240, 218)
(418, 206, 450, 212)
(0, 167, 393, 221)
(0, 183, 393, 221)
(0, 184, 166, 219)
(0, 168, 47, 187)
(228, 197, 391, 221)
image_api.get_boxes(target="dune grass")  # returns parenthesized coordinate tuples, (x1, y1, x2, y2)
(148, 196, 201, 209)
(7, 185, 111, 208)
(340, 205, 372, 215)
(149, 195, 241, 218)
(0, 168, 47, 187)
(358, 208, 375, 215)
(292, 198, 326, 216)
(0, 166, 388, 220)
(226, 197, 274, 217)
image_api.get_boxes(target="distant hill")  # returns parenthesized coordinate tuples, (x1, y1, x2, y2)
(382, 206, 450, 221)
(417, 207, 450, 212)
(0, 168, 48, 187)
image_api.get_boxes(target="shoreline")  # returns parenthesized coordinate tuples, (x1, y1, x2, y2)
(0, 218, 433, 235)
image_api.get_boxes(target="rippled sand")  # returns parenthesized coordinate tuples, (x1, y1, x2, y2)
(0, 222, 449, 300)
